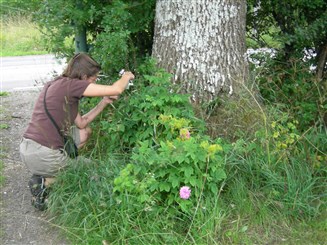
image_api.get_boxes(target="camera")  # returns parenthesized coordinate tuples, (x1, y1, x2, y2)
(119, 69, 134, 89)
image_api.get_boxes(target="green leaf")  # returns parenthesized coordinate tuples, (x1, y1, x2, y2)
(116, 124, 125, 132)
(175, 154, 186, 164)
(159, 182, 170, 192)
(209, 183, 218, 194)
(189, 176, 198, 187)
(169, 175, 179, 188)
(213, 169, 227, 181)
(183, 166, 194, 178)
(139, 194, 149, 203)
(179, 201, 189, 213)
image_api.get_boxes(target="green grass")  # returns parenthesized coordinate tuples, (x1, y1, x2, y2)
(0, 124, 9, 129)
(0, 92, 9, 96)
(0, 14, 48, 56)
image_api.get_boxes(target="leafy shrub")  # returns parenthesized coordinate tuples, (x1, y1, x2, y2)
(96, 59, 206, 155)
(113, 116, 227, 215)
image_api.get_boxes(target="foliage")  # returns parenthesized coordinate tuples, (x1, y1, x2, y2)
(256, 57, 326, 130)
(0, 124, 9, 129)
(225, 117, 326, 221)
(48, 156, 226, 244)
(95, 59, 206, 155)
(113, 121, 227, 215)
(247, 0, 326, 51)
(47, 115, 326, 243)
(33, 0, 155, 75)
(270, 119, 300, 154)
(246, 0, 327, 61)
(2, 0, 326, 243)
(0, 92, 9, 96)
(91, 0, 155, 75)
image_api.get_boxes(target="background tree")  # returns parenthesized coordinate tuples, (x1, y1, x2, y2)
(34, 0, 155, 75)
(246, 0, 326, 130)
(247, 0, 327, 80)
(152, 0, 249, 103)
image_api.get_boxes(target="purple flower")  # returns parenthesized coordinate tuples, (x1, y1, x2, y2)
(179, 186, 191, 199)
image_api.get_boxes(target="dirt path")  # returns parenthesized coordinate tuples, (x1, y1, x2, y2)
(0, 91, 68, 245)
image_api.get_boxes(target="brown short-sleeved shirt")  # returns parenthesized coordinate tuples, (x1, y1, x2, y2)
(23, 76, 90, 149)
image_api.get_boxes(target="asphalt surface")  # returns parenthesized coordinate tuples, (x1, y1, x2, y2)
(0, 54, 65, 92)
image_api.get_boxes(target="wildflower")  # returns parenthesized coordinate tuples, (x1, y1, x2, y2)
(208, 144, 223, 155)
(179, 186, 191, 199)
(180, 128, 190, 140)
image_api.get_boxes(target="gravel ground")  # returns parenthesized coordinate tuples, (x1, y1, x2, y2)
(0, 90, 68, 245)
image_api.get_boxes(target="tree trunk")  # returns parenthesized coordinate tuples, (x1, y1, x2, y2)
(316, 41, 327, 81)
(152, 0, 248, 103)
(74, 0, 88, 53)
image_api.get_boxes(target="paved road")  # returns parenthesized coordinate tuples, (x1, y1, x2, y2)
(0, 55, 65, 92)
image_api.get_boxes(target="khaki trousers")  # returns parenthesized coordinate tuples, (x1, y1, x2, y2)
(20, 138, 69, 177)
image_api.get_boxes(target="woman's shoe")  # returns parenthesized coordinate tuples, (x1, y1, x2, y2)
(28, 175, 48, 211)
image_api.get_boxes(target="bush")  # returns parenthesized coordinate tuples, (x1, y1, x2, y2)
(113, 120, 227, 215)
(82, 59, 206, 156)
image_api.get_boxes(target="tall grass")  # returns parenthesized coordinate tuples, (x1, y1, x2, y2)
(0, 14, 47, 56)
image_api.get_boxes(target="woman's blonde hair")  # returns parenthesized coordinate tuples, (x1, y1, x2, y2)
(62, 53, 101, 79)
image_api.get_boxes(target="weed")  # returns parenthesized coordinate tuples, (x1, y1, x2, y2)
(0, 92, 9, 96)
(0, 123, 9, 129)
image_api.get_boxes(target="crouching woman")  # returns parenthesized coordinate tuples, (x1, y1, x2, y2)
(19, 53, 134, 210)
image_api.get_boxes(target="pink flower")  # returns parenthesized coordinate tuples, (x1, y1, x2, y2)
(180, 128, 191, 140)
(179, 186, 191, 199)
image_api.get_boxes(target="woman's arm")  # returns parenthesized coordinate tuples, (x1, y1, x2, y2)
(75, 96, 118, 129)
(83, 72, 134, 97)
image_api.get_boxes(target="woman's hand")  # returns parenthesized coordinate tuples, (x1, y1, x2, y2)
(102, 95, 118, 104)
(76, 95, 119, 128)
(122, 71, 135, 81)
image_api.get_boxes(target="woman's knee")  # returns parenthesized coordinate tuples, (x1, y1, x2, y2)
(79, 127, 92, 147)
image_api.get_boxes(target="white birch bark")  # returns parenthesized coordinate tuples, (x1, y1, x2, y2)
(152, 0, 248, 102)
